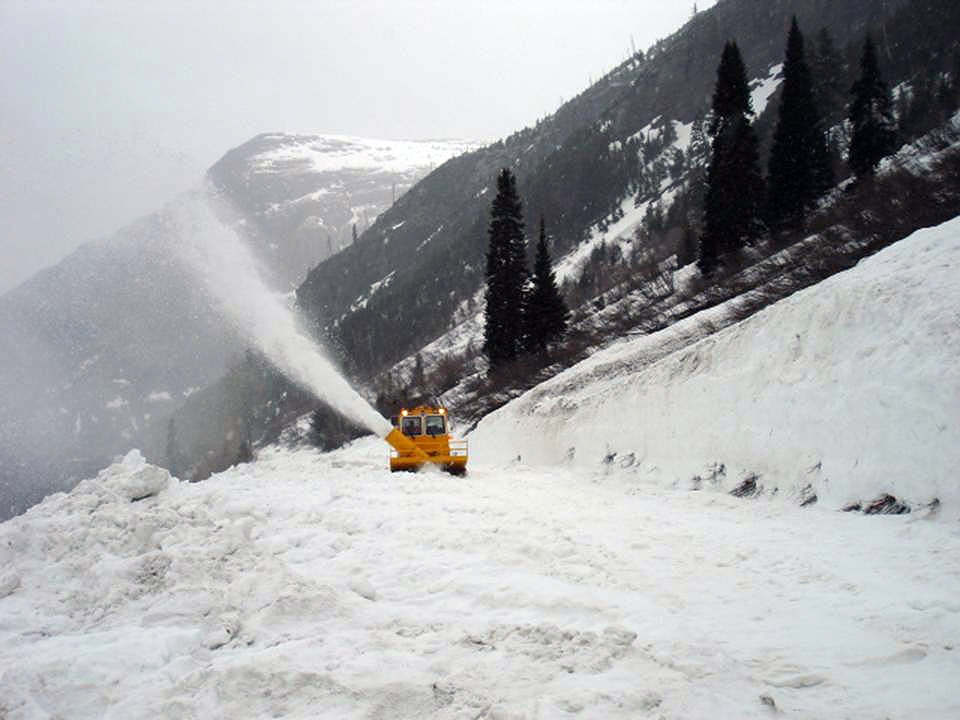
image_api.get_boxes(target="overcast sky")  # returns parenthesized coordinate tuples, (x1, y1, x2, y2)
(0, 1, 714, 294)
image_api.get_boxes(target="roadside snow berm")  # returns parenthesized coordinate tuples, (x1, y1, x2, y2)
(384, 405, 467, 475)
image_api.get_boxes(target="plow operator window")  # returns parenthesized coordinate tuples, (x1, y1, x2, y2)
(401, 415, 422, 436)
(425, 415, 447, 436)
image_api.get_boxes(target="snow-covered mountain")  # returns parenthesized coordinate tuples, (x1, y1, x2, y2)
(2, 217, 957, 719)
(0, 135, 474, 521)
(208, 134, 478, 288)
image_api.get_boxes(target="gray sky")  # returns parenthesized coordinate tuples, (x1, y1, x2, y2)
(0, 1, 714, 294)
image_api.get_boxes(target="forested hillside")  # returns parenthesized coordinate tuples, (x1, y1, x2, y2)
(295, 0, 924, 379)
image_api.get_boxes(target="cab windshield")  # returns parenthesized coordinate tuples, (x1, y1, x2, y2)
(401, 416, 422, 436)
(424, 415, 446, 436)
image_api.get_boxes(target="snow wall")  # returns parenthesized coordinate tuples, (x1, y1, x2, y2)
(471, 217, 960, 512)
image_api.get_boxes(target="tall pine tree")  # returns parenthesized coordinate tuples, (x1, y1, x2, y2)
(525, 216, 569, 353)
(483, 168, 529, 372)
(767, 17, 832, 236)
(849, 35, 897, 179)
(678, 112, 710, 267)
(699, 41, 764, 275)
(810, 28, 847, 124)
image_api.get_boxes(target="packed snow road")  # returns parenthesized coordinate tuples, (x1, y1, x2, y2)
(2, 441, 958, 719)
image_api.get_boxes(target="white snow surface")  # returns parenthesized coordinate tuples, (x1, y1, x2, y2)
(750, 64, 783, 117)
(251, 134, 477, 175)
(3, 441, 959, 718)
(3, 220, 960, 719)
(473, 217, 960, 513)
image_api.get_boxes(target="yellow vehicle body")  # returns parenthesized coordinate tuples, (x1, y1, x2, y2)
(384, 406, 468, 475)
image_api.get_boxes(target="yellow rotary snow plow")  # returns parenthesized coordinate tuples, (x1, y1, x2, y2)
(384, 405, 468, 475)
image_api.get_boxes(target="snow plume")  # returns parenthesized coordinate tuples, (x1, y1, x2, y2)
(172, 192, 391, 438)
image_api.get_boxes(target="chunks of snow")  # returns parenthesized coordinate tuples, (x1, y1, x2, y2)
(348, 576, 378, 601)
(89, 449, 172, 502)
(0, 572, 20, 598)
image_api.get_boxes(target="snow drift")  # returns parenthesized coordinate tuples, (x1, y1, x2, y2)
(472, 217, 960, 513)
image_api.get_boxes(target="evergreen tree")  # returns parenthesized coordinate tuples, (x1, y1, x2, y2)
(678, 111, 710, 267)
(809, 28, 847, 124)
(699, 41, 764, 275)
(483, 168, 529, 371)
(849, 35, 897, 178)
(525, 216, 569, 352)
(412, 352, 426, 390)
(687, 111, 710, 168)
(767, 17, 833, 236)
(809, 27, 847, 185)
(709, 41, 753, 136)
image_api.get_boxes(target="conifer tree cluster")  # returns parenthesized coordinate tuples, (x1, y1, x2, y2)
(483, 169, 568, 373)
(698, 20, 898, 275)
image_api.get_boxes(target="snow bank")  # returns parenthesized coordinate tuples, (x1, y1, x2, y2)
(472, 217, 960, 512)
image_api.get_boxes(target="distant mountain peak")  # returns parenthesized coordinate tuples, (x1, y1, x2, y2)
(243, 133, 480, 175)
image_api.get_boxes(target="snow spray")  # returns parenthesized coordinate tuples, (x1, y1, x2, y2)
(173, 191, 392, 438)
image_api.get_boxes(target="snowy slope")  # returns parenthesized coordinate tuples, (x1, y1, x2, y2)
(472, 217, 960, 513)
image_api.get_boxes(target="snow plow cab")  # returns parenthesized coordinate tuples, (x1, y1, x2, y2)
(384, 406, 467, 475)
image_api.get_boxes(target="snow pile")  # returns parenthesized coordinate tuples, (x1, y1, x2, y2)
(3, 437, 960, 718)
(472, 217, 960, 513)
(89, 449, 171, 502)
